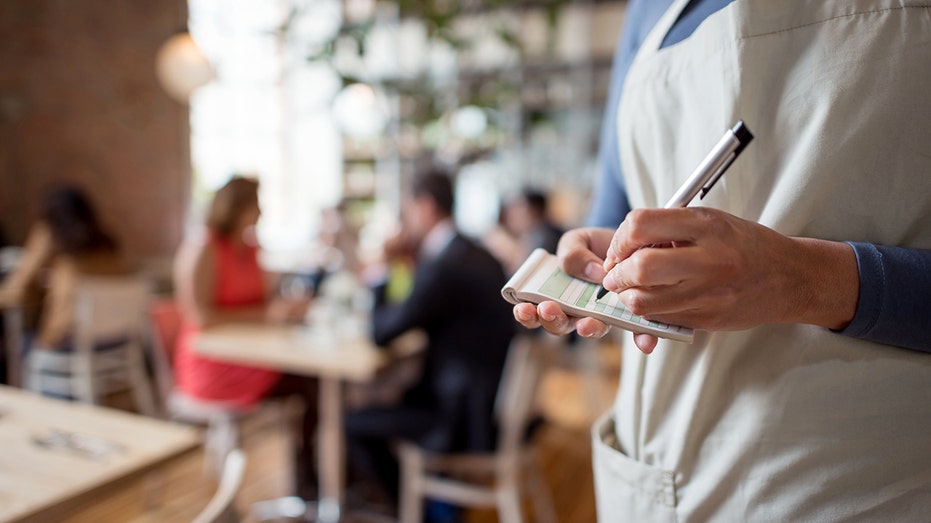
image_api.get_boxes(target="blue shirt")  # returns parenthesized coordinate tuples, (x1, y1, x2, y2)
(587, 0, 931, 353)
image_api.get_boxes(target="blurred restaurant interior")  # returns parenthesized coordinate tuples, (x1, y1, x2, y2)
(0, 1, 628, 522)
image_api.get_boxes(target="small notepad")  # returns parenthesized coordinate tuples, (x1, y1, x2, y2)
(501, 248, 694, 343)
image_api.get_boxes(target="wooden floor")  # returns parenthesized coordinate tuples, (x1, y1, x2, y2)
(56, 340, 620, 523)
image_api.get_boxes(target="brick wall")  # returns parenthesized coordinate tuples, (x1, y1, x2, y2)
(0, 0, 190, 259)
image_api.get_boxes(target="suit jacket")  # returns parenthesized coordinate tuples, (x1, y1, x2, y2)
(371, 233, 515, 452)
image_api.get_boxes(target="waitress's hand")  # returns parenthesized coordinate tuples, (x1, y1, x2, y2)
(601, 207, 859, 346)
(512, 227, 620, 340)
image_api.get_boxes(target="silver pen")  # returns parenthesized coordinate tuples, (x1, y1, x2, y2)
(596, 121, 754, 300)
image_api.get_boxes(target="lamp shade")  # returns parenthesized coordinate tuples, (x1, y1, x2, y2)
(155, 33, 215, 103)
(331, 83, 388, 138)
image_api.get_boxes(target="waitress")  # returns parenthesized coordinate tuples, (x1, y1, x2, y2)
(514, 0, 931, 520)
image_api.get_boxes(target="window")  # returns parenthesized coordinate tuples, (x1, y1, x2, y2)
(188, 0, 344, 254)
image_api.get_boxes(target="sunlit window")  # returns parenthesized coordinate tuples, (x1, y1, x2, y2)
(188, 0, 344, 254)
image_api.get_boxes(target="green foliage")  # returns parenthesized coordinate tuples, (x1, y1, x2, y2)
(286, 0, 579, 141)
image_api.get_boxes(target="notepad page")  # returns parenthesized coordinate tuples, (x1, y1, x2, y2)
(528, 264, 690, 337)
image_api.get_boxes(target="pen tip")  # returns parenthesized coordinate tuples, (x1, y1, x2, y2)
(596, 286, 608, 300)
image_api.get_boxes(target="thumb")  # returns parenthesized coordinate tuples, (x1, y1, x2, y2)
(561, 250, 608, 284)
(633, 333, 658, 354)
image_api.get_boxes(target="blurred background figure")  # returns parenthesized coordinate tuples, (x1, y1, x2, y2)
(293, 201, 364, 302)
(484, 188, 566, 277)
(317, 202, 362, 276)
(0, 185, 132, 352)
(503, 188, 565, 260)
(172, 175, 318, 498)
(481, 202, 524, 277)
(345, 168, 515, 517)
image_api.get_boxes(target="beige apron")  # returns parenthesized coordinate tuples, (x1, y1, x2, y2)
(594, 0, 931, 520)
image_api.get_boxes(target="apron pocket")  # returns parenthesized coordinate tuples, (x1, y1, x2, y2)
(592, 413, 677, 522)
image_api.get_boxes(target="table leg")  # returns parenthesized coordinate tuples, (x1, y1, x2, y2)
(316, 375, 344, 522)
(253, 376, 345, 523)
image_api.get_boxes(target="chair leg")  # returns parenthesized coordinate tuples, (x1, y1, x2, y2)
(496, 485, 524, 523)
(143, 469, 168, 510)
(525, 456, 557, 523)
(204, 414, 238, 479)
(23, 353, 39, 393)
(398, 444, 425, 523)
(127, 345, 158, 416)
(73, 359, 98, 405)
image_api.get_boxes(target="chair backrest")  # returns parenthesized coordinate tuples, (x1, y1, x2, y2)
(494, 335, 547, 454)
(149, 298, 183, 360)
(0, 246, 23, 275)
(148, 297, 182, 412)
(72, 276, 150, 355)
(191, 449, 247, 523)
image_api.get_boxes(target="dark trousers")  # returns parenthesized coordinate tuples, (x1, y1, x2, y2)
(268, 373, 319, 498)
(344, 404, 437, 503)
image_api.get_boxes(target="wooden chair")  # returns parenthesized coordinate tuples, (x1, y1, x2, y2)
(398, 336, 557, 523)
(23, 275, 157, 416)
(191, 448, 247, 523)
(148, 298, 286, 478)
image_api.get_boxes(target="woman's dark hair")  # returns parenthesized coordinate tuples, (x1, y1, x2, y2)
(206, 176, 260, 237)
(41, 186, 117, 255)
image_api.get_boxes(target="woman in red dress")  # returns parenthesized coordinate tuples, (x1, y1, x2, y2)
(173, 176, 316, 495)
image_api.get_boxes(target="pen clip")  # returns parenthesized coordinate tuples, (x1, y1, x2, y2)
(700, 152, 735, 199)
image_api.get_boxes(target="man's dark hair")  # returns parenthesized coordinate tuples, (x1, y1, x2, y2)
(521, 189, 548, 216)
(412, 168, 455, 217)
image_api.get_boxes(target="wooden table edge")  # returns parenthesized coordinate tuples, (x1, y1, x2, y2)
(3, 432, 201, 523)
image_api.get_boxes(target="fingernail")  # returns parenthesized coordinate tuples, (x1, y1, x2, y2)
(584, 262, 605, 282)
(603, 273, 619, 292)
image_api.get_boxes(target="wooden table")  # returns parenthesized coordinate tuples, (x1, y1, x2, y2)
(195, 322, 422, 522)
(0, 385, 200, 523)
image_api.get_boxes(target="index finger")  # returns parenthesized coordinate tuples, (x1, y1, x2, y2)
(606, 208, 708, 265)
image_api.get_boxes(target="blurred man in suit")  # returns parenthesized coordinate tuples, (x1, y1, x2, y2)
(345, 168, 515, 510)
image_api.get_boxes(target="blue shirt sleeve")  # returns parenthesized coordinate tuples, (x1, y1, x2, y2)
(837, 243, 931, 353)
